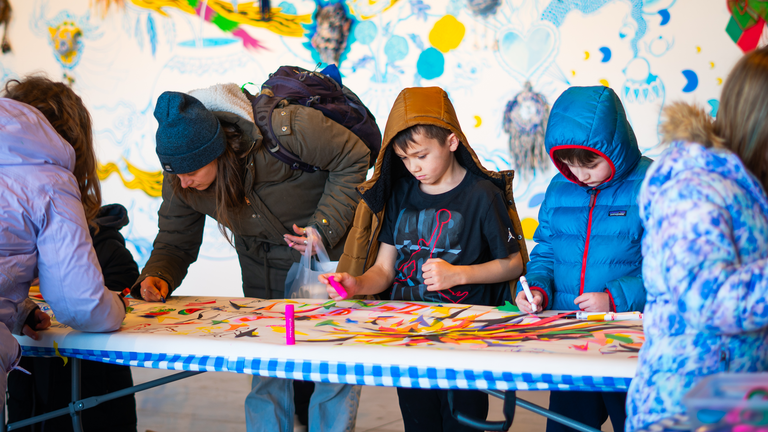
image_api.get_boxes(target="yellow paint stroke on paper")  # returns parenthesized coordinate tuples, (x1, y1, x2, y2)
(599, 79, 610, 87)
(473, 115, 482, 128)
(53, 340, 68, 366)
(271, 326, 308, 336)
(98, 159, 163, 198)
(709, 61, 715, 69)
(521, 218, 539, 240)
(430, 305, 464, 316)
(717, 77, 723, 85)
(429, 15, 465, 53)
(129, 0, 311, 37)
(347, 0, 400, 20)
(584, 51, 590, 60)
(155, 316, 178, 323)
(196, 326, 216, 334)
(571, 70, 576, 76)
(696, 46, 701, 53)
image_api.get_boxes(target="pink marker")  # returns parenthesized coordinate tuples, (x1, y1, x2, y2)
(285, 304, 295, 345)
(327, 276, 348, 299)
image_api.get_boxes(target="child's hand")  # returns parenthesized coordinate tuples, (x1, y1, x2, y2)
(22, 308, 51, 340)
(422, 258, 461, 291)
(319, 272, 358, 300)
(515, 290, 543, 313)
(574, 292, 611, 312)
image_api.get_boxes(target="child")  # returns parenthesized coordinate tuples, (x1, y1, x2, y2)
(627, 47, 768, 431)
(0, 76, 127, 412)
(514, 86, 651, 432)
(8, 203, 139, 431)
(321, 86, 528, 432)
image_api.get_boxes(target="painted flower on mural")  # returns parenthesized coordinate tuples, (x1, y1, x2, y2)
(49, 21, 84, 68)
(31, 3, 104, 84)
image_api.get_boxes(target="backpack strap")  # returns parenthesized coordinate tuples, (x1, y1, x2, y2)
(247, 92, 320, 172)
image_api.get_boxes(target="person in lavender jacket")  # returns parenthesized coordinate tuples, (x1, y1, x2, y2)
(0, 76, 127, 410)
(627, 46, 768, 431)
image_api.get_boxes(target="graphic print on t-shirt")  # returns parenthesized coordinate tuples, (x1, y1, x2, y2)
(392, 207, 466, 303)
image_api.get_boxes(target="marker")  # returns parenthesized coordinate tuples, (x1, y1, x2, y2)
(519, 276, 537, 313)
(586, 312, 643, 321)
(285, 304, 295, 345)
(327, 276, 348, 300)
(575, 311, 605, 320)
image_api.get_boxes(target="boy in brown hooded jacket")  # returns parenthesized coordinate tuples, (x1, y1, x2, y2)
(321, 86, 529, 431)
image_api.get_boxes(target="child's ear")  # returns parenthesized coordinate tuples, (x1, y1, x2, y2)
(447, 133, 460, 152)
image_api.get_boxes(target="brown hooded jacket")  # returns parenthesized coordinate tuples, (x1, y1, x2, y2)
(337, 87, 529, 289)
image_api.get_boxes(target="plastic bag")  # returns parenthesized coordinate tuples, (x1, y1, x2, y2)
(285, 227, 338, 299)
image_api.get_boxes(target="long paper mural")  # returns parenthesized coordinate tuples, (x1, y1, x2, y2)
(0, 0, 757, 296)
(30, 294, 643, 355)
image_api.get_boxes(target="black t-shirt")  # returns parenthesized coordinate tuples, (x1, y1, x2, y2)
(378, 170, 520, 306)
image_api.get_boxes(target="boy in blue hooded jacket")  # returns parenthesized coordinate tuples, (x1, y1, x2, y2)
(514, 86, 650, 432)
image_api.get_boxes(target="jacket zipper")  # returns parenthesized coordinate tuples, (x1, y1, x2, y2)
(580, 189, 600, 295)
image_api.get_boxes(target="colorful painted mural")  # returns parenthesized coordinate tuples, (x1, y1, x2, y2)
(0, 0, 754, 297)
(29, 294, 643, 356)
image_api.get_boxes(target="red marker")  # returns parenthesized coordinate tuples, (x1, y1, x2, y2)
(285, 304, 295, 345)
(327, 276, 348, 299)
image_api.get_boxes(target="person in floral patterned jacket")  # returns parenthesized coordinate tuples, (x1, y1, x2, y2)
(627, 46, 768, 431)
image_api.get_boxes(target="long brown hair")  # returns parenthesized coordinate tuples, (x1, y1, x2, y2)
(170, 120, 251, 243)
(714, 46, 768, 190)
(3, 75, 102, 230)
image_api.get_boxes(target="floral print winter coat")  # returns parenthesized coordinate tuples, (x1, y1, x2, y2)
(626, 105, 768, 431)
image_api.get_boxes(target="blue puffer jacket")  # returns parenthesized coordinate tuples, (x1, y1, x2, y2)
(516, 86, 651, 312)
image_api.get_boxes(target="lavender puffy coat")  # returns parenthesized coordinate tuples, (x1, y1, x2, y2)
(0, 98, 125, 404)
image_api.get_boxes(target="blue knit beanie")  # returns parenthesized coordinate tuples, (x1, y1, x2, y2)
(154, 91, 226, 174)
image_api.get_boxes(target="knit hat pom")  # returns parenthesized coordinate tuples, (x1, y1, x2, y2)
(154, 91, 226, 174)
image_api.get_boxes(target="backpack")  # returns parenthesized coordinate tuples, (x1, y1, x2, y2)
(243, 65, 382, 172)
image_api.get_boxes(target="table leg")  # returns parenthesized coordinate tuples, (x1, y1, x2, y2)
(70, 358, 84, 432)
(485, 389, 602, 432)
(7, 364, 203, 431)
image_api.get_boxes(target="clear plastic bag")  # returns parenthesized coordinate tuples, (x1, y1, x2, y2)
(285, 227, 338, 299)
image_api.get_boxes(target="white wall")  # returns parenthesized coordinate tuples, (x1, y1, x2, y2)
(0, 0, 749, 296)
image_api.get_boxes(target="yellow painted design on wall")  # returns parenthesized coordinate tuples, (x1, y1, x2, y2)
(521, 217, 539, 240)
(347, 0, 401, 20)
(429, 15, 465, 53)
(473, 115, 482, 128)
(48, 23, 83, 67)
(599, 79, 610, 87)
(98, 159, 164, 198)
(130, 0, 312, 38)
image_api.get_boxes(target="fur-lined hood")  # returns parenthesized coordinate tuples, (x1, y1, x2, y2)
(658, 101, 723, 149)
(359, 87, 510, 213)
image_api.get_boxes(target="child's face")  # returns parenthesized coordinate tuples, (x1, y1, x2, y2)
(394, 132, 459, 187)
(563, 156, 612, 187)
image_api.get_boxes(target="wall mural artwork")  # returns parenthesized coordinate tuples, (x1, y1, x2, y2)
(0, 0, 751, 297)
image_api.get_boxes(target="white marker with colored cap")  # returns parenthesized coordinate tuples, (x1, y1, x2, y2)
(519, 276, 538, 313)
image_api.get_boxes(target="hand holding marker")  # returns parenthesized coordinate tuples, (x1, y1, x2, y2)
(328, 276, 348, 300)
(519, 276, 538, 313)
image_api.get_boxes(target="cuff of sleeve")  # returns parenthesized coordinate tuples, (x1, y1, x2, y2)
(13, 299, 40, 335)
(311, 216, 342, 249)
(605, 289, 617, 312)
(530, 286, 549, 309)
(131, 272, 174, 300)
